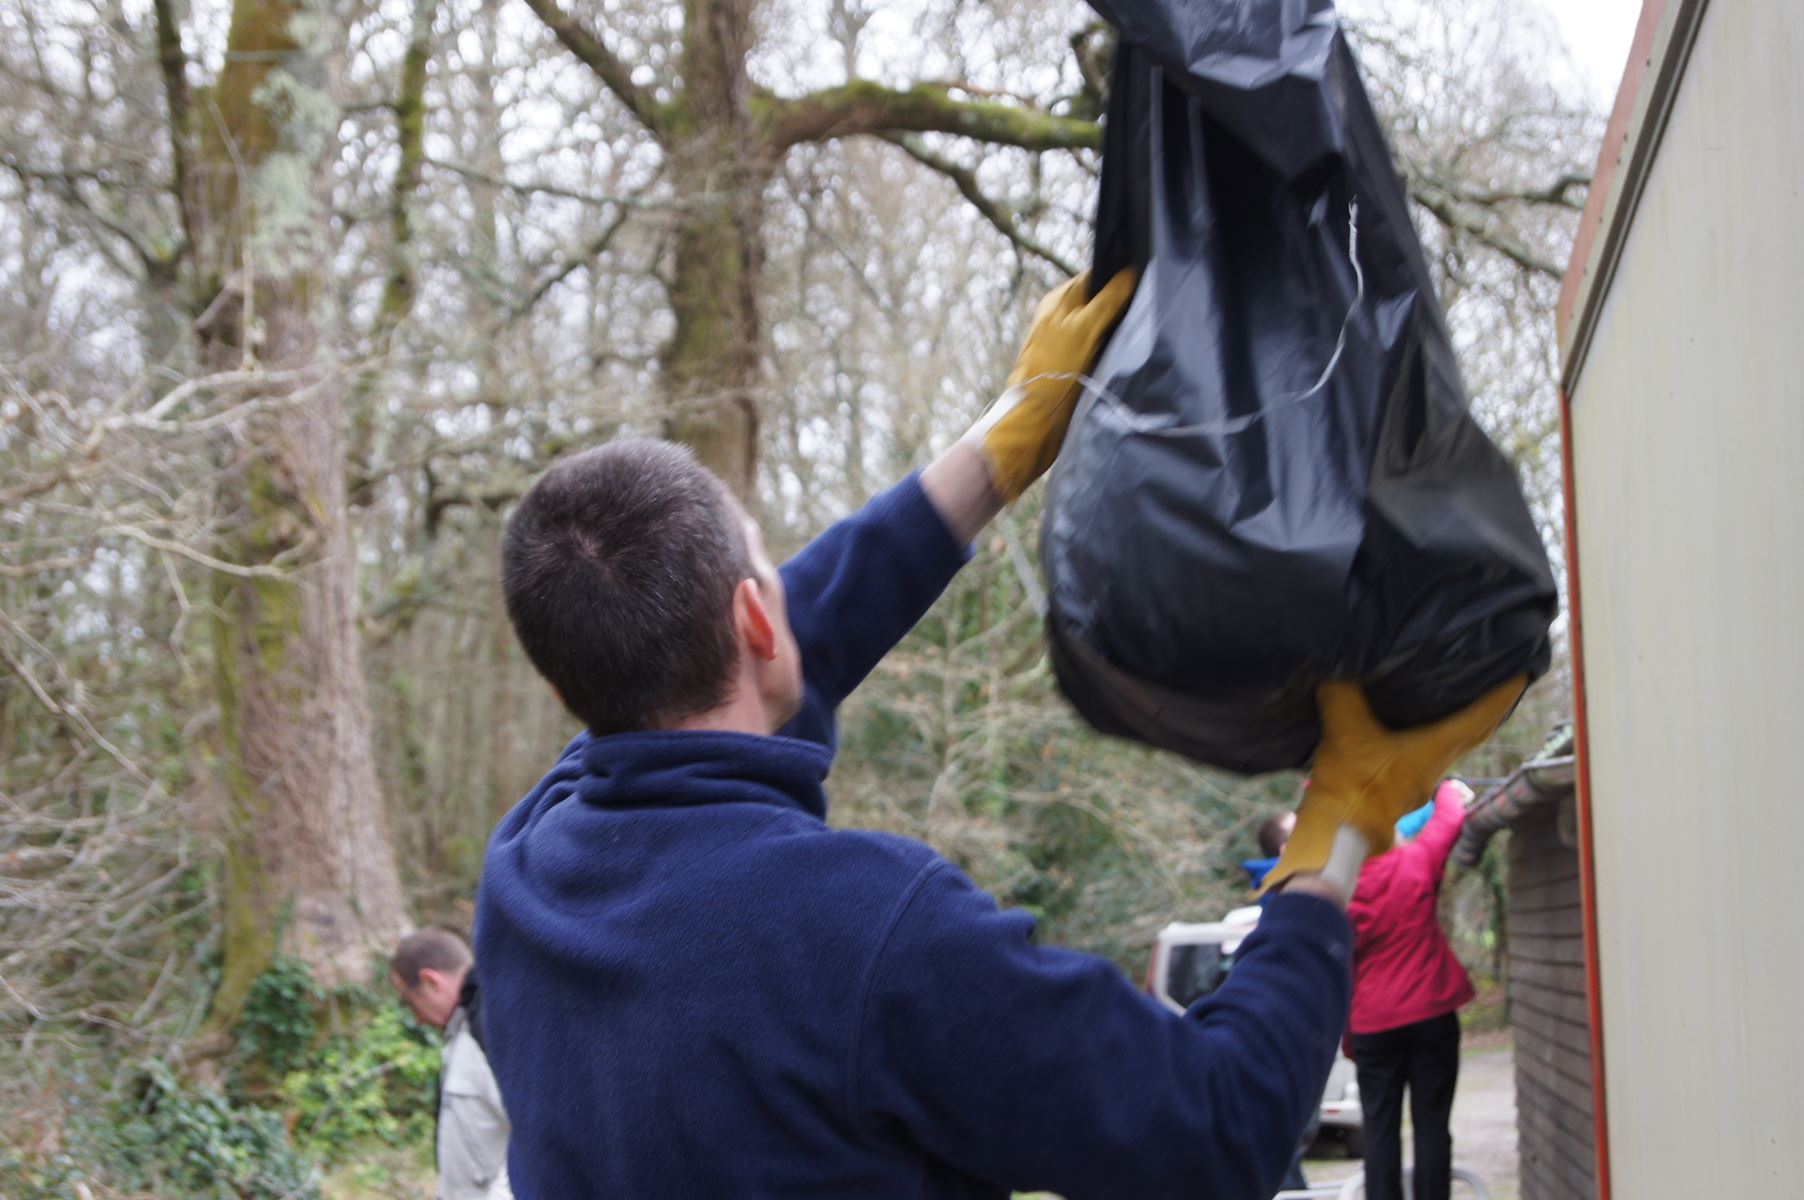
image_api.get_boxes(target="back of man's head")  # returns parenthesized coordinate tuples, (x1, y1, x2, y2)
(1256, 811, 1294, 859)
(502, 438, 751, 735)
(390, 927, 471, 988)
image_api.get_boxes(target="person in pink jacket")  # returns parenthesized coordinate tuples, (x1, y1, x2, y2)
(1345, 779, 1477, 1200)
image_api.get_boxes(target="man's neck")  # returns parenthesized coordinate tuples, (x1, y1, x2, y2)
(665, 689, 773, 737)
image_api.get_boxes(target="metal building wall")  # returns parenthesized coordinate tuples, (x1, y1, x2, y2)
(1507, 811, 1594, 1200)
(1565, 0, 1804, 1194)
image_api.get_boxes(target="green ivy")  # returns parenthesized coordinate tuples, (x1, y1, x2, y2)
(79, 1064, 320, 1200)
(236, 954, 324, 1078)
(283, 999, 440, 1161)
(3, 960, 441, 1195)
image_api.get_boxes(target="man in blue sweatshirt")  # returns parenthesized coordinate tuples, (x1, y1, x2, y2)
(475, 269, 1511, 1198)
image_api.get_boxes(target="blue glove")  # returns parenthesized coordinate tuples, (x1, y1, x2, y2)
(1242, 857, 1279, 890)
(1395, 800, 1436, 841)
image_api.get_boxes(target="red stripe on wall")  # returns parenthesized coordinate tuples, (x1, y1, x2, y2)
(1559, 383, 1612, 1200)
(1557, 0, 1672, 344)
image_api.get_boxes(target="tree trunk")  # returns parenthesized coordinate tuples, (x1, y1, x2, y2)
(521, 0, 1098, 499)
(660, 0, 768, 499)
(189, 0, 407, 1027)
(208, 342, 406, 1019)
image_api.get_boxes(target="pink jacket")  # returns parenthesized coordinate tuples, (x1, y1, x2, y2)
(1345, 781, 1475, 1038)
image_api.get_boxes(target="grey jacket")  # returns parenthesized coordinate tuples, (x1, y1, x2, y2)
(439, 997, 512, 1200)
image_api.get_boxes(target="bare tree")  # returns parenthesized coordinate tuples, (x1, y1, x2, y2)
(0, 0, 1598, 1084)
(0, 0, 420, 1025)
(158, 0, 418, 1024)
(1347, 0, 1599, 578)
(515, 0, 1099, 494)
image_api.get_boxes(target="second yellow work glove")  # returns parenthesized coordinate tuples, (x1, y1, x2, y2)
(1261, 675, 1528, 897)
(966, 269, 1139, 503)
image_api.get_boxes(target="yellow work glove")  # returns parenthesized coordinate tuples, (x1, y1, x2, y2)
(1261, 675, 1528, 898)
(966, 269, 1139, 503)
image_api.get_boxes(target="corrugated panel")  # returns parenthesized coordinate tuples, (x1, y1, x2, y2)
(1567, 0, 1804, 1193)
(1507, 817, 1596, 1199)
(1517, 1080, 1598, 1200)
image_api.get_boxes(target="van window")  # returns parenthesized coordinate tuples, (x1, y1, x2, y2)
(1167, 942, 1234, 1009)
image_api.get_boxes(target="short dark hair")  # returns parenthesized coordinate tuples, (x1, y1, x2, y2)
(390, 928, 470, 987)
(501, 438, 751, 735)
(1256, 811, 1293, 859)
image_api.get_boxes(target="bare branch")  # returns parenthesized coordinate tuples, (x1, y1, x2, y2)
(1066, 23, 1112, 123)
(352, 0, 441, 494)
(763, 82, 1101, 154)
(425, 155, 661, 210)
(1, 157, 170, 279)
(0, 613, 153, 786)
(509, 202, 638, 322)
(518, 0, 672, 138)
(502, 169, 663, 324)
(423, 480, 526, 534)
(372, 0, 440, 342)
(1409, 184, 1565, 280)
(883, 135, 1079, 276)
(153, 0, 197, 262)
(1428, 170, 1589, 212)
(101, 524, 296, 579)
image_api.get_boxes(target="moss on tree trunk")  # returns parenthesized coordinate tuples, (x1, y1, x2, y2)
(185, 0, 408, 1029)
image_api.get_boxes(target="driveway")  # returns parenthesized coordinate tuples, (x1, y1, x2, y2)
(1303, 1039, 1518, 1199)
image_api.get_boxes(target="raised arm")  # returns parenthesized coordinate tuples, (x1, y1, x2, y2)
(937, 267, 1138, 543)
(856, 864, 1351, 1200)
(777, 473, 971, 746)
(777, 269, 1137, 747)
(1413, 778, 1472, 875)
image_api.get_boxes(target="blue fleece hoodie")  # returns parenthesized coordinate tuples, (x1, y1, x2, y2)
(475, 474, 1353, 1199)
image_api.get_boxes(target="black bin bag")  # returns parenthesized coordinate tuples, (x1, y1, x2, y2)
(1042, 0, 1558, 775)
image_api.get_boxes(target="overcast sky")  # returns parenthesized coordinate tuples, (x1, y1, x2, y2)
(1549, 0, 1645, 105)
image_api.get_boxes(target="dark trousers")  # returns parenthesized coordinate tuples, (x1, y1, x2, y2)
(1351, 1011, 1460, 1200)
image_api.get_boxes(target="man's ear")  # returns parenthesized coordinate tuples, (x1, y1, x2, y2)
(734, 577, 778, 662)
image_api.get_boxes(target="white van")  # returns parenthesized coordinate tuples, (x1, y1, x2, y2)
(1145, 909, 1363, 1155)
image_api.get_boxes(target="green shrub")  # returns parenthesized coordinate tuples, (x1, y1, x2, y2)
(237, 954, 325, 1079)
(2, 961, 439, 1195)
(284, 995, 440, 1162)
(1462, 970, 1511, 1035)
(109, 1063, 319, 1199)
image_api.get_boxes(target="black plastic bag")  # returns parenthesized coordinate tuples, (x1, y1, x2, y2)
(1042, 0, 1557, 775)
